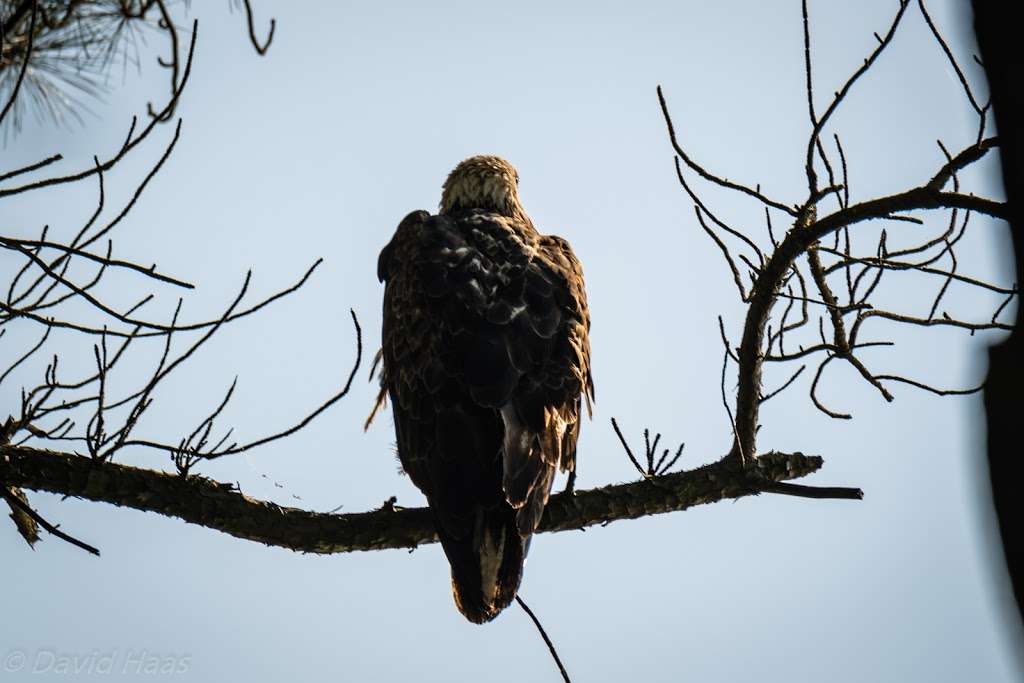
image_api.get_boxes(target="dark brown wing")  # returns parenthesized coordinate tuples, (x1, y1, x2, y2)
(377, 209, 592, 623)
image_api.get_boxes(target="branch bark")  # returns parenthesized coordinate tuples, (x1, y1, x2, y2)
(0, 445, 850, 554)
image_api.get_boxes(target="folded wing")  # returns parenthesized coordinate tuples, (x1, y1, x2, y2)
(377, 209, 593, 623)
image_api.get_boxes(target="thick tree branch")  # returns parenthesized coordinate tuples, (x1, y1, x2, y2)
(811, 187, 1007, 238)
(728, 168, 1007, 462)
(0, 446, 851, 554)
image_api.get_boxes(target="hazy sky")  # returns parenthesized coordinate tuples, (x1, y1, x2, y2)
(2, 1, 1021, 681)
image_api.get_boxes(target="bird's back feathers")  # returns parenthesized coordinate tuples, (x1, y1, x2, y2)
(377, 207, 592, 623)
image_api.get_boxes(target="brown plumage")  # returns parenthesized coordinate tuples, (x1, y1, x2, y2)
(373, 156, 593, 623)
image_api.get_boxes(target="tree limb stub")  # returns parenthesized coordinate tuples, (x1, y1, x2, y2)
(1, 446, 850, 554)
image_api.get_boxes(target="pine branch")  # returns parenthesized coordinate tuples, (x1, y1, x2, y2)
(0, 445, 854, 554)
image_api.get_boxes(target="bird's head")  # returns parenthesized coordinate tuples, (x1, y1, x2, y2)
(439, 155, 527, 220)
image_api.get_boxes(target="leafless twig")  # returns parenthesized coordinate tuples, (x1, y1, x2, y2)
(1, 485, 100, 555)
(516, 596, 572, 683)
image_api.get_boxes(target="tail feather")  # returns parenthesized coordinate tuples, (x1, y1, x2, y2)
(439, 506, 526, 624)
(516, 462, 556, 536)
(432, 403, 575, 623)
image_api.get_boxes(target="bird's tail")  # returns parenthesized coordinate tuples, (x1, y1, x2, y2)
(431, 403, 562, 623)
(437, 505, 528, 624)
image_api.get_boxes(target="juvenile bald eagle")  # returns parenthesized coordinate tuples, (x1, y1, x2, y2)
(373, 156, 593, 623)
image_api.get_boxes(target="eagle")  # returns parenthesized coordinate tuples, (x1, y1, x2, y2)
(372, 155, 593, 623)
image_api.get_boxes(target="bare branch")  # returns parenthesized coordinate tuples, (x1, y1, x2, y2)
(0, 326, 49, 386)
(1, 446, 842, 553)
(516, 596, 572, 683)
(853, 309, 1013, 335)
(927, 137, 998, 192)
(693, 204, 747, 301)
(0, 153, 62, 183)
(119, 309, 364, 461)
(917, 0, 985, 116)
(760, 364, 806, 404)
(876, 374, 983, 397)
(657, 85, 797, 216)
(0, 22, 199, 200)
(1, 484, 100, 556)
(610, 417, 646, 478)
(241, 0, 275, 55)
(810, 355, 852, 420)
(0, 235, 194, 289)
(762, 482, 863, 500)
(804, 1, 910, 195)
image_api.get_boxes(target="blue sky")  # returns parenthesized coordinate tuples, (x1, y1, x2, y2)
(2, 1, 1021, 681)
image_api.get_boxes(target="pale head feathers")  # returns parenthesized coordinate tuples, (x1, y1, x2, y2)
(440, 155, 527, 220)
